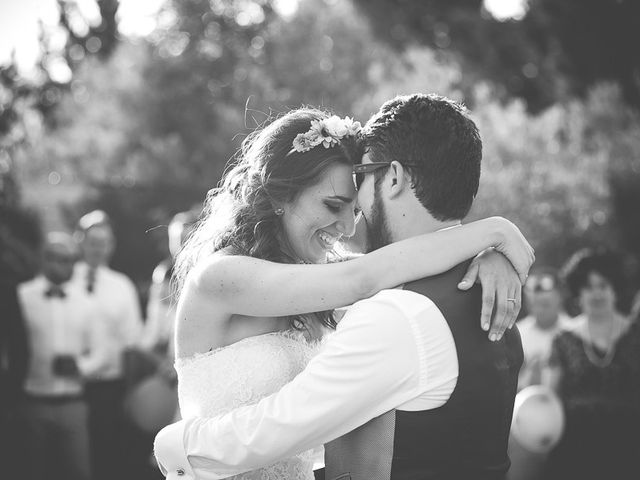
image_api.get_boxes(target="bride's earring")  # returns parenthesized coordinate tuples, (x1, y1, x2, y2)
(274, 207, 285, 216)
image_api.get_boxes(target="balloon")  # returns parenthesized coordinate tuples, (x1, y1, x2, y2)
(123, 375, 178, 433)
(511, 385, 565, 453)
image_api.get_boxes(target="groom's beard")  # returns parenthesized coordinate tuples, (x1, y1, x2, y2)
(364, 184, 393, 253)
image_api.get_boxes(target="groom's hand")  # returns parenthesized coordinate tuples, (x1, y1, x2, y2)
(457, 248, 522, 341)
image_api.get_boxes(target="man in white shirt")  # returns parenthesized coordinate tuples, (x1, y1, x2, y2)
(155, 94, 529, 480)
(73, 210, 144, 480)
(517, 268, 572, 390)
(18, 232, 108, 480)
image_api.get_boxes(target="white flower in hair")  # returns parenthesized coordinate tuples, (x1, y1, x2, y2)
(343, 117, 361, 136)
(309, 119, 325, 137)
(323, 115, 349, 138)
(292, 130, 323, 152)
(291, 115, 362, 153)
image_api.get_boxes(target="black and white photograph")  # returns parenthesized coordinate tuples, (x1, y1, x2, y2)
(1, 1, 639, 479)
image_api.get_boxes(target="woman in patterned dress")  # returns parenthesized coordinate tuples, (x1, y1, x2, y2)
(545, 249, 640, 480)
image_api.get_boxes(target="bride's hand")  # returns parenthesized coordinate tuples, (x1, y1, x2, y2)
(458, 249, 522, 341)
(487, 217, 535, 284)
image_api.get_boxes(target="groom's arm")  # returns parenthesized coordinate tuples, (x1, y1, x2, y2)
(154, 290, 457, 480)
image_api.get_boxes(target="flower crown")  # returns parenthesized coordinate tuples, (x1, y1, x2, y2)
(291, 115, 362, 153)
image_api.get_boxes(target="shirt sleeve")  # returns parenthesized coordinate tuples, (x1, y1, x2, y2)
(154, 295, 428, 480)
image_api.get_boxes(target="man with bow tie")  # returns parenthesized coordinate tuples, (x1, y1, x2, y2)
(17, 232, 109, 480)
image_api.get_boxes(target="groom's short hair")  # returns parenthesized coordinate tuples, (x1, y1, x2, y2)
(363, 93, 482, 221)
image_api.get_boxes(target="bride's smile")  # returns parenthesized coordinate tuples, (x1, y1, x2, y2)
(280, 162, 357, 264)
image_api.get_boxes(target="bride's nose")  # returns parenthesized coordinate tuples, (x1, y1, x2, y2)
(335, 208, 357, 237)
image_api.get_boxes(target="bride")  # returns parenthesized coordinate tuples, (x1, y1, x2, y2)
(166, 108, 533, 479)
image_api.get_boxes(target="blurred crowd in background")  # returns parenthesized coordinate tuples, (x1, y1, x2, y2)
(2, 0, 640, 479)
(0, 208, 199, 480)
(512, 253, 640, 480)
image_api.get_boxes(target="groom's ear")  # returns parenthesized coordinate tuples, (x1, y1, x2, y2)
(387, 161, 409, 199)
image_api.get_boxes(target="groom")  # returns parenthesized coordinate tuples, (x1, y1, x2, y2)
(155, 94, 525, 480)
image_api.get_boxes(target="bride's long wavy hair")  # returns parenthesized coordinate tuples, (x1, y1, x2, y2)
(174, 108, 360, 329)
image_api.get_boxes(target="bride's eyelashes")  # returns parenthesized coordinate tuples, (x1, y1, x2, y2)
(324, 202, 343, 213)
(325, 201, 361, 220)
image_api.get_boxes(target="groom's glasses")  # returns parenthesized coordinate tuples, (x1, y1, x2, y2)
(352, 162, 419, 190)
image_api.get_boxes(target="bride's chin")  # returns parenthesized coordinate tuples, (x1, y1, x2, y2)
(305, 250, 328, 265)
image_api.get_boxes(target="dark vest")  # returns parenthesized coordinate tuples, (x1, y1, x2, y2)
(324, 262, 523, 480)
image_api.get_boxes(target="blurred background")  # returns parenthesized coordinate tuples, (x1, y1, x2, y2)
(2, 2, 640, 480)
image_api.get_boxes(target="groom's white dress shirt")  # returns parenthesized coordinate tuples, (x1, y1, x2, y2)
(155, 289, 459, 480)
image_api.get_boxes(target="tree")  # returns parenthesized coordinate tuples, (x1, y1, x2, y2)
(1, 0, 122, 284)
(529, 0, 640, 107)
(1, 61, 47, 282)
(57, 0, 120, 61)
(352, 0, 640, 112)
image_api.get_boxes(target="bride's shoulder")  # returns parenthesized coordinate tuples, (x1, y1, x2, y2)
(187, 251, 257, 295)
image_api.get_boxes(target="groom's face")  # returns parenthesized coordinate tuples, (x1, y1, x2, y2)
(356, 153, 394, 253)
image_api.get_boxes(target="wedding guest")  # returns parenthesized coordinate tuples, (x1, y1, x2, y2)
(517, 268, 572, 390)
(545, 248, 640, 480)
(139, 209, 198, 357)
(18, 232, 108, 480)
(73, 210, 144, 480)
(122, 209, 198, 480)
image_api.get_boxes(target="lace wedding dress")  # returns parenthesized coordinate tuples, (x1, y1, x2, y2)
(176, 330, 319, 479)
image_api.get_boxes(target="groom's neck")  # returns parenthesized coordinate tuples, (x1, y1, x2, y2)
(388, 205, 462, 243)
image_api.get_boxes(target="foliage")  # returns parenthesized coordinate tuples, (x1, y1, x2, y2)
(352, 0, 640, 112)
(259, 0, 382, 114)
(57, 0, 120, 62)
(134, 0, 275, 187)
(0, 0, 123, 285)
(528, 0, 640, 107)
(472, 83, 640, 297)
(0, 204, 42, 284)
(471, 85, 615, 265)
(1, 60, 48, 283)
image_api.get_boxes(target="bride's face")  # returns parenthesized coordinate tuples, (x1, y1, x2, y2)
(280, 162, 358, 263)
